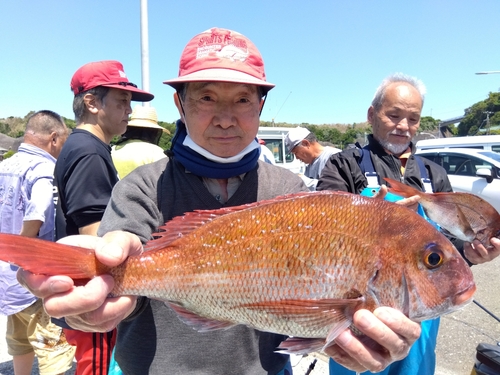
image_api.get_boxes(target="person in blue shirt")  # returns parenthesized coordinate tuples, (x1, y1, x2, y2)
(0, 110, 75, 375)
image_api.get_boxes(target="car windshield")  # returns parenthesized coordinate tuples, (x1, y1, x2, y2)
(477, 151, 500, 163)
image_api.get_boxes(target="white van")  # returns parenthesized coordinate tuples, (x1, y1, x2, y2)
(416, 135, 500, 153)
(257, 127, 305, 174)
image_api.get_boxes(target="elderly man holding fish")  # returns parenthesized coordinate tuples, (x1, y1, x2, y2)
(318, 73, 500, 375)
(14, 29, 428, 375)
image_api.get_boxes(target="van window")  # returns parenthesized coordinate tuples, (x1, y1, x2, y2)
(493, 145, 500, 153)
(418, 152, 496, 176)
(262, 138, 294, 164)
(440, 154, 495, 177)
(448, 145, 483, 150)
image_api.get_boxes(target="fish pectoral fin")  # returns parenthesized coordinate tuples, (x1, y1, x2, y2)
(275, 317, 354, 355)
(454, 205, 476, 239)
(276, 337, 326, 355)
(325, 316, 353, 343)
(241, 297, 361, 329)
(166, 302, 236, 332)
(241, 297, 363, 315)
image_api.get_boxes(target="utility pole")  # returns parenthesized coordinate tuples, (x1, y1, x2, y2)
(140, 0, 150, 107)
(475, 71, 499, 135)
(484, 111, 493, 135)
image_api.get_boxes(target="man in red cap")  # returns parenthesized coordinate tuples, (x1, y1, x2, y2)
(52, 60, 153, 375)
(20, 29, 421, 375)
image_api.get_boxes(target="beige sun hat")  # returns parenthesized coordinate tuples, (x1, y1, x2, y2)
(128, 105, 168, 132)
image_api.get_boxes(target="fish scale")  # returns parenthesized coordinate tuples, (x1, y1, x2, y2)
(103, 192, 472, 339)
(0, 191, 476, 354)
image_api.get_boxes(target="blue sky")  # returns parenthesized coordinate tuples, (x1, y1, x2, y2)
(1, 0, 500, 125)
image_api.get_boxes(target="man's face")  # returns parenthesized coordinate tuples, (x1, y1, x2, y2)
(368, 82, 422, 155)
(98, 88, 133, 138)
(291, 142, 315, 164)
(177, 82, 263, 158)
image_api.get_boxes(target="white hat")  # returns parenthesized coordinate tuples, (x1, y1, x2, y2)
(128, 106, 165, 130)
(285, 127, 311, 154)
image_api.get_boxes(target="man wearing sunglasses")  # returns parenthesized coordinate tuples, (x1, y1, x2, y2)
(53, 60, 153, 375)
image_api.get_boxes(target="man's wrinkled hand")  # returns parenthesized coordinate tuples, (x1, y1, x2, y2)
(373, 185, 420, 211)
(464, 237, 500, 265)
(325, 307, 421, 373)
(17, 231, 143, 332)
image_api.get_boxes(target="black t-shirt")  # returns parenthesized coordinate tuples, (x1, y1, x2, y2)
(54, 129, 119, 239)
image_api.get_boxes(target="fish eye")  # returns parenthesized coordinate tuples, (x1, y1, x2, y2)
(423, 243, 444, 269)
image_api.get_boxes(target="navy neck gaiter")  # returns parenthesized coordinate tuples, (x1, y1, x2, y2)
(170, 120, 261, 179)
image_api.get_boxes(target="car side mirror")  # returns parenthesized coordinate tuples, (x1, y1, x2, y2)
(476, 168, 493, 183)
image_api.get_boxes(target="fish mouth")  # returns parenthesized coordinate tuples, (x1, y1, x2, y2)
(453, 283, 476, 307)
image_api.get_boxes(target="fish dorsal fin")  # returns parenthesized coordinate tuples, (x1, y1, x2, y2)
(144, 191, 316, 251)
(145, 207, 246, 251)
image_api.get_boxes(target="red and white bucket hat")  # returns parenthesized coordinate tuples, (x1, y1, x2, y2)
(163, 27, 275, 93)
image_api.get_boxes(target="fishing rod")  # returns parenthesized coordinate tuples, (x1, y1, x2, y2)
(474, 299, 500, 324)
(304, 358, 317, 375)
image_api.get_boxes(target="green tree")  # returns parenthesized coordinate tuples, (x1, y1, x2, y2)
(0, 122, 11, 134)
(419, 116, 440, 132)
(340, 128, 360, 148)
(458, 92, 500, 136)
(63, 117, 76, 129)
(158, 120, 175, 150)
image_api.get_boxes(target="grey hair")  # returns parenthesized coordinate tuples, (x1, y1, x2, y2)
(303, 132, 318, 143)
(72, 86, 110, 123)
(25, 110, 67, 137)
(371, 73, 426, 111)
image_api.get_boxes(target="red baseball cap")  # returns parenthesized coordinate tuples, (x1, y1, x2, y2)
(163, 28, 275, 93)
(71, 60, 154, 102)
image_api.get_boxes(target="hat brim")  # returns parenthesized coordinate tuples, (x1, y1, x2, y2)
(285, 140, 301, 155)
(163, 68, 275, 92)
(127, 119, 165, 130)
(102, 84, 154, 102)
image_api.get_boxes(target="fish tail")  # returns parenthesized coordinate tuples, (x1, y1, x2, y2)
(0, 233, 101, 279)
(384, 177, 421, 198)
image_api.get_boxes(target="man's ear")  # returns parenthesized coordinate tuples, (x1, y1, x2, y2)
(83, 93, 100, 115)
(50, 131, 58, 145)
(173, 92, 185, 122)
(367, 106, 375, 124)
